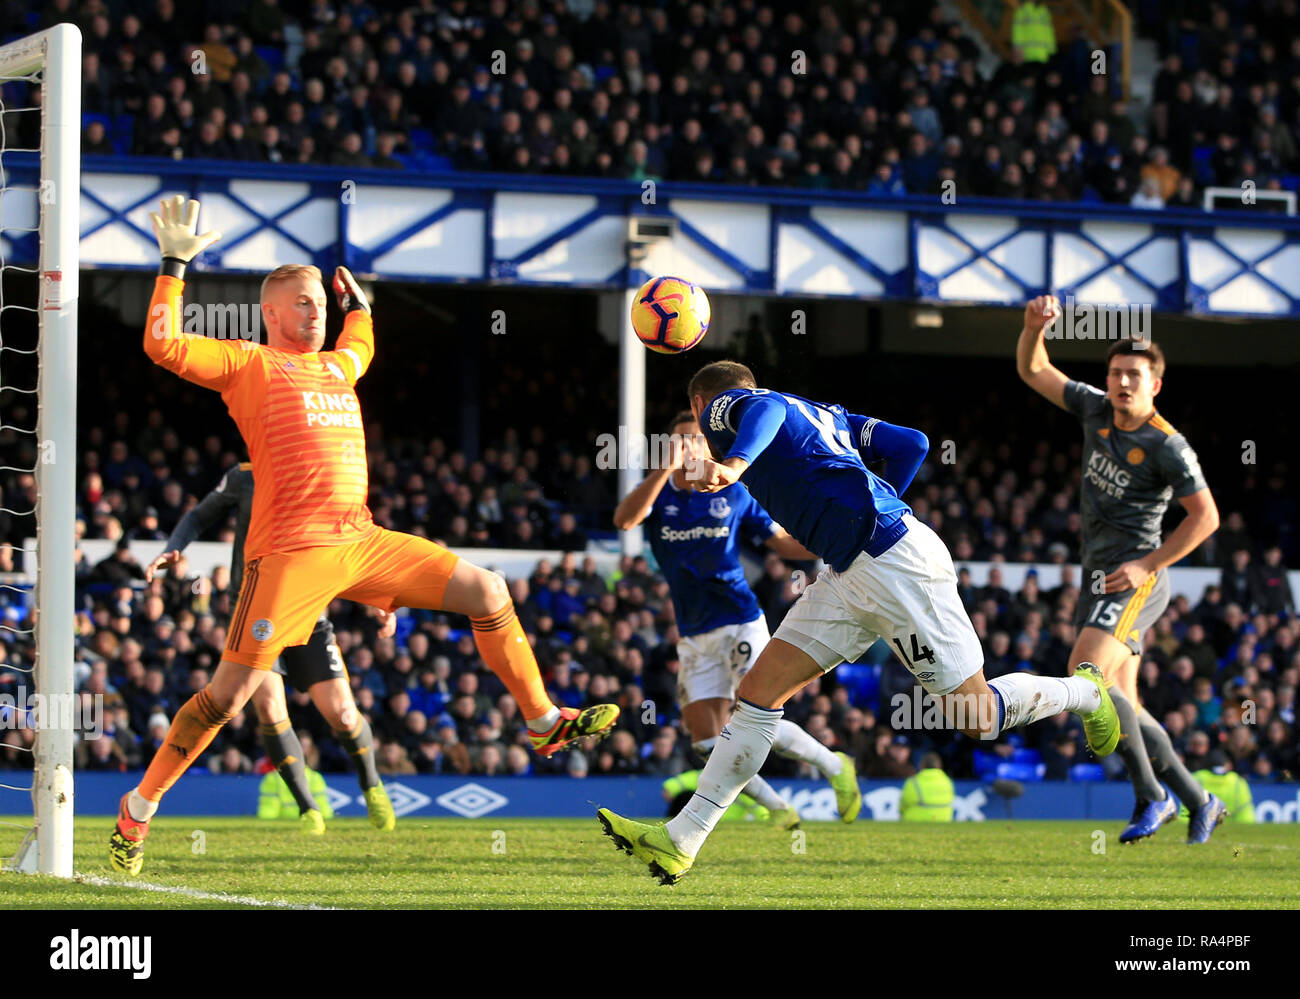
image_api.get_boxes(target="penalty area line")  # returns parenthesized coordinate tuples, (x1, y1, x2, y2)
(73, 872, 338, 909)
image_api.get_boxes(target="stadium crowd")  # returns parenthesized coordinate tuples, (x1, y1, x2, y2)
(8, 0, 1296, 206)
(0, 371, 1295, 785)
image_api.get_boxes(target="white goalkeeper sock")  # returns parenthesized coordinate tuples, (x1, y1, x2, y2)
(771, 719, 841, 777)
(526, 706, 562, 734)
(667, 700, 782, 856)
(987, 673, 1101, 732)
(127, 788, 158, 823)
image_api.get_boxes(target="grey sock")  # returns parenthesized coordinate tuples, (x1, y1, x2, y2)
(260, 722, 316, 815)
(335, 717, 380, 791)
(1138, 710, 1209, 809)
(1109, 688, 1165, 802)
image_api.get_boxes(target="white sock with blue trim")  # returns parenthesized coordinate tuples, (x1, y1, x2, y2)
(987, 674, 1100, 732)
(694, 736, 790, 812)
(667, 700, 782, 856)
(772, 719, 841, 776)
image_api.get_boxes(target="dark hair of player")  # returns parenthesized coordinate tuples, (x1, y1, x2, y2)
(1106, 338, 1165, 379)
(687, 360, 756, 407)
(666, 409, 696, 434)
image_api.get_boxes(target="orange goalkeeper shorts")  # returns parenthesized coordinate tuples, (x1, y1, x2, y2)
(222, 526, 459, 670)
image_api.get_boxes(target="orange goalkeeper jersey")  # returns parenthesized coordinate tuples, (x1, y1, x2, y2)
(144, 275, 377, 560)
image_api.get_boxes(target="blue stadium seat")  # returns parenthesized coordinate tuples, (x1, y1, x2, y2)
(255, 46, 285, 72)
(1010, 748, 1042, 765)
(1069, 762, 1106, 781)
(394, 614, 415, 647)
(408, 127, 434, 152)
(995, 760, 1046, 782)
(973, 749, 1001, 778)
(836, 662, 880, 704)
(82, 111, 112, 132)
(112, 113, 135, 155)
(1004, 731, 1025, 749)
(1191, 145, 1216, 186)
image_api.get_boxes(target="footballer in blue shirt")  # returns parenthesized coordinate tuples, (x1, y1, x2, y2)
(599, 361, 1122, 884)
(614, 410, 865, 829)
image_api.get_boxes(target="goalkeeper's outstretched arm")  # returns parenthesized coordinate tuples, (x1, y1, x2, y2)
(328, 266, 376, 384)
(142, 196, 251, 390)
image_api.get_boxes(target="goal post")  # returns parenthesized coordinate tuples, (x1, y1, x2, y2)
(0, 22, 81, 878)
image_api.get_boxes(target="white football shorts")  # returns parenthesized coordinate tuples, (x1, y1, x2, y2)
(773, 514, 984, 696)
(676, 615, 771, 706)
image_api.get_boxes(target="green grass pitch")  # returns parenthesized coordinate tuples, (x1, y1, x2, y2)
(2, 817, 1297, 909)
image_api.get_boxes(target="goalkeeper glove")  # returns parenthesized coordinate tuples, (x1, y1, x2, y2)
(332, 266, 371, 315)
(149, 195, 222, 280)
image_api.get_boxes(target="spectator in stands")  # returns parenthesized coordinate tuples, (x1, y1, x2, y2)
(642, 728, 686, 778)
(1254, 547, 1295, 615)
(84, 120, 114, 155)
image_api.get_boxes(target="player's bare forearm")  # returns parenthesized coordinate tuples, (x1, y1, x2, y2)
(1015, 322, 1049, 376)
(613, 465, 674, 530)
(1016, 296, 1069, 408)
(766, 531, 818, 561)
(1139, 495, 1220, 574)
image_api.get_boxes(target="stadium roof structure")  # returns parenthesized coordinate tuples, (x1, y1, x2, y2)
(5, 154, 1299, 316)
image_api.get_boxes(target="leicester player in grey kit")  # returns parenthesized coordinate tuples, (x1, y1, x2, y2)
(146, 463, 397, 833)
(1017, 295, 1227, 843)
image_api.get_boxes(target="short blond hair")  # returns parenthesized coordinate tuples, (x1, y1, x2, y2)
(260, 264, 323, 304)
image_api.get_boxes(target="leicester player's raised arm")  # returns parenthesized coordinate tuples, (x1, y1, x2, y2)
(146, 466, 242, 582)
(845, 414, 929, 495)
(329, 266, 375, 384)
(166, 467, 242, 552)
(1016, 294, 1071, 410)
(143, 197, 255, 390)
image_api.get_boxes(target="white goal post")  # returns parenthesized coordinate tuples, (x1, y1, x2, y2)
(0, 23, 80, 877)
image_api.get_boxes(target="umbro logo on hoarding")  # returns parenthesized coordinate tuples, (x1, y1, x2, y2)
(435, 782, 508, 819)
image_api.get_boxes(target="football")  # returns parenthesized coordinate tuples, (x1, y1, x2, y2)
(630, 275, 711, 354)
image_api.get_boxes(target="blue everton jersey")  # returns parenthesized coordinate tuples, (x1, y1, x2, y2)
(702, 388, 914, 572)
(644, 477, 776, 638)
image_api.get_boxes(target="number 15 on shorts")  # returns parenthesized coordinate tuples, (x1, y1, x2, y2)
(1087, 600, 1123, 630)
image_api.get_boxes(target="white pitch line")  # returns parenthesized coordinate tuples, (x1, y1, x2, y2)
(73, 872, 338, 909)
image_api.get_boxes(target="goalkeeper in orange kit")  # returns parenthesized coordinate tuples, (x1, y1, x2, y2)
(110, 196, 619, 876)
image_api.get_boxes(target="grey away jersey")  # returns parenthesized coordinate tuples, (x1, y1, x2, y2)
(163, 464, 254, 594)
(1064, 380, 1207, 570)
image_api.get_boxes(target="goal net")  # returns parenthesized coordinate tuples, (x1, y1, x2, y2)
(0, 23, 80, 877)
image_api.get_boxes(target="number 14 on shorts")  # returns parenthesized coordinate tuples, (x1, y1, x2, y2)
(893, 633, 936, 667)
